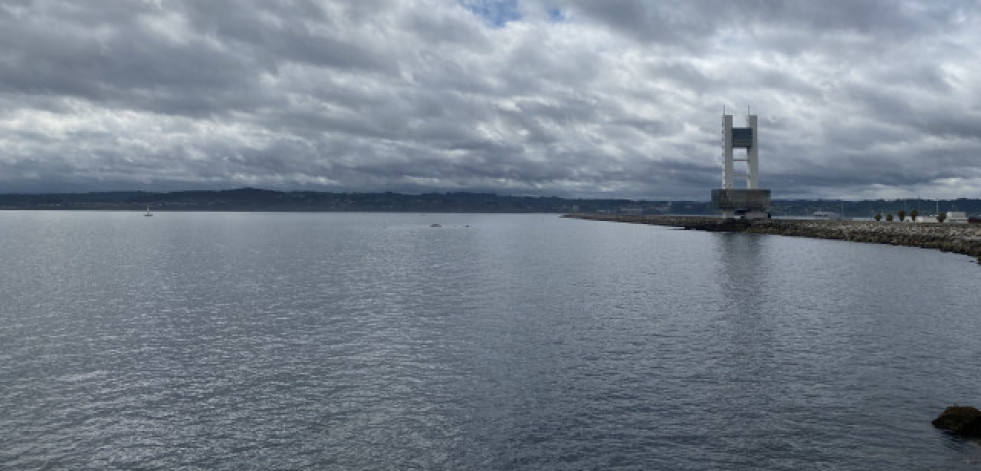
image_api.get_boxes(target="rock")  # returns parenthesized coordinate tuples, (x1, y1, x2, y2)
(932, 406, 981, 436)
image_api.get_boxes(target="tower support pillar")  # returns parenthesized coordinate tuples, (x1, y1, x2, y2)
(712, 111, 769, 219)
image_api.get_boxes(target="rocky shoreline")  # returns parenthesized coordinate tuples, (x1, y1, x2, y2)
(565, 214, 981, 262)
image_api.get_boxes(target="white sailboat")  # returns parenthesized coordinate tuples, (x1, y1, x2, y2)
(144, 205, 153, 217)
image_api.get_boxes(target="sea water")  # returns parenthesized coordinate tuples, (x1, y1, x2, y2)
(1, 211, 980, 469)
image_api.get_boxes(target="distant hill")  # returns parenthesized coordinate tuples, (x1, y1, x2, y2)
(0, 188, 629, 213)
(0, 188, 978, 217)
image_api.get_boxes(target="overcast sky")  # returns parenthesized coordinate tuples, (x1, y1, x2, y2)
(2, 0, 980, 199)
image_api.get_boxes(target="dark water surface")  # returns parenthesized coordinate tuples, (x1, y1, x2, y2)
(2, 212, 980, 469)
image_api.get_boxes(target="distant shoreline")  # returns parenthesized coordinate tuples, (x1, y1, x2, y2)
(1, 188, 980, 217)
(565, 214, 981, 262)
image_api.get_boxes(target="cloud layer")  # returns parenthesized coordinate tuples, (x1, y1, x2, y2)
(2, 0, 980, 199)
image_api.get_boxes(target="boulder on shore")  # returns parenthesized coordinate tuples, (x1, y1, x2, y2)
(932, 406, 981, 436)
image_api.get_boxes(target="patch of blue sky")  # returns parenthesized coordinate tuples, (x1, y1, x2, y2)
(548, 8, 565, 22)
(459, 0, 522, 27)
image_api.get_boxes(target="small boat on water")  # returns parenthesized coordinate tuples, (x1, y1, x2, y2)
(144, 205, 153, 217)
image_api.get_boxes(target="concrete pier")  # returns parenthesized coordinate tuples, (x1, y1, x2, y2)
(564, 214, 981, 261)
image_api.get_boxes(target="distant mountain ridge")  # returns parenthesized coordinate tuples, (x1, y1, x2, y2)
(0, 188, 978, 217)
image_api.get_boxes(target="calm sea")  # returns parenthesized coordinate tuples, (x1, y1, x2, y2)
(2, 211, 980, 470)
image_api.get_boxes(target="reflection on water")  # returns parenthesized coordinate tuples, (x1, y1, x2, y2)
(1, 212, 980, 469)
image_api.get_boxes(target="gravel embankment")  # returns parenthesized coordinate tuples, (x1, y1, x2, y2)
(565, 214, 981, 260)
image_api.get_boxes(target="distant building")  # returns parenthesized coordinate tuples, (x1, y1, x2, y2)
(911, 212, 967, 224)
(947, 211, 969, 224)
(711, 111, 771, 219)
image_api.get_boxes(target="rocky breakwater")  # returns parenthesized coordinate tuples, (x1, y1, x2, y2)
(747, 219, 981, 259)
(564, 214, 981, 261)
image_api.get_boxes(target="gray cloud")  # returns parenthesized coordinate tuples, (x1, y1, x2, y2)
(1, 0, 980, 200)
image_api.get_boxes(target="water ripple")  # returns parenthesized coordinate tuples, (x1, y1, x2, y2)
(2, 213, 981, 469)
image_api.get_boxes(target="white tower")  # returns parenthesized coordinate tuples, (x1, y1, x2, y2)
(712, 110, 769, 219)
